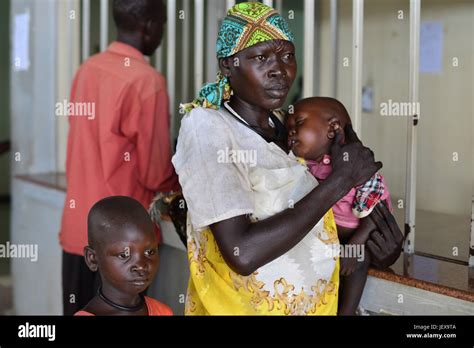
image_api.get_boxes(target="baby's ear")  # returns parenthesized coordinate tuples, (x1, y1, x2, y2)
(84, 246, 99, 272)
(327, 117, 341, 137)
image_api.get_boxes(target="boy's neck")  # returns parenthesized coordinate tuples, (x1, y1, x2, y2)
(100, 285, 143, 308)
(116, 32, 145, 55)
(84, 294, 148, 316)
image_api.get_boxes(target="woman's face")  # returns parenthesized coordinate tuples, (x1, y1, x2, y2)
(222, 40, 297, 111)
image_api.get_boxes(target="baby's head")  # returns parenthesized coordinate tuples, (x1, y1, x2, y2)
(286, 97, 351, 161)
(84, 196, 159, 296)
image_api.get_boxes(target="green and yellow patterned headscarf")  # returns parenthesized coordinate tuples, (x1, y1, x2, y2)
(182, 2, 294, 112)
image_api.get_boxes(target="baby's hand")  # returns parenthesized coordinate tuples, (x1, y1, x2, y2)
(340, 252, 361, 276)
(340, 218, 374, 276)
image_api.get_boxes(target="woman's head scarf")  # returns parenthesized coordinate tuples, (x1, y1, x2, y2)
(182, 2, 294, 112)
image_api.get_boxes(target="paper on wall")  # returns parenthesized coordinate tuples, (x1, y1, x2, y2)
(13, 11, 30, 71)
(420, 21, 443, 74)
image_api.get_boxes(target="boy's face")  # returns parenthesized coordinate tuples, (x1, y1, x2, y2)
(94, 223, 159, 296)
(286, 103, 333, 161)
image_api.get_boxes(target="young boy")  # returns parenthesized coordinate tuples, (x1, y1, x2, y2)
(60, 0, 179, 315)
(286, 97, 392, 315)
(75, 196, 172, 316)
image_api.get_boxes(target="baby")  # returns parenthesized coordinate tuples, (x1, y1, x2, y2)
(75, 196, 172, 316)
(286, 97, 392, 315)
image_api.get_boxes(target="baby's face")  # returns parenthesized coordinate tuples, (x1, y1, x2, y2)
(286, 104, 333, 161)
(96, 224, 159, 296)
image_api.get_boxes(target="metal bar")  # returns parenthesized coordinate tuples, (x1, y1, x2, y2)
(226, 0, 235, 11)
(469, 197, 474, 266)
(352, 0, 363, 135)
(275, 0, 283, 14)
(303, 0, 315, 98)
(404, 0, 420, 254)
(262, 0, 273, 7)
(66, 0, 73, 84)
(100, 0, 108, 51)
(181, 0, 191, 104)
(205, 0, 220, 83)
(81, 0, 90, 61)
(330, 0, 338, 98)
(194, 0, 204, 94)
(155, 47, 163, 72)
(167, 0, 177, 140)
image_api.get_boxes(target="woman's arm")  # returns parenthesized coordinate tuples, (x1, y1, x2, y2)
(211, 124, 383, 275)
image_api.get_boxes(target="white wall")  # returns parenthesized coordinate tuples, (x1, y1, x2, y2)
(0, 0, 11, 195)
(11, 179, 64, 315)
(56, 0, 80, 174)
(10, 0, 58, 176)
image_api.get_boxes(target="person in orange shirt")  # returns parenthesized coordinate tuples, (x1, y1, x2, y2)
(60, 0, 179, 315)
(75, 196, 172, 316)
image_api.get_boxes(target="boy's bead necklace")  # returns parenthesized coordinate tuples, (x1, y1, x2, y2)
(97, 286, 145, 312)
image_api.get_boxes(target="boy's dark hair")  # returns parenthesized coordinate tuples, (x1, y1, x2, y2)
(112, 0, 164, 33)
(87, 196, 153, 248)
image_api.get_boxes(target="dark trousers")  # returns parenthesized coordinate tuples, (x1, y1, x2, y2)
(62, 251, 101, 315)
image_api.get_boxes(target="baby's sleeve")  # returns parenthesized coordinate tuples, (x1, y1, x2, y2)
(352, 172, 392, 218)
(172, 109, 254, 230)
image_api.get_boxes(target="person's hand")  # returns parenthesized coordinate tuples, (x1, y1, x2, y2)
(366, 201, 404, 269)
(167, 194, 188, 246)
(340, 252, 361, 276)
(330, 124, 382, 189)
(340, 218, 375, 276)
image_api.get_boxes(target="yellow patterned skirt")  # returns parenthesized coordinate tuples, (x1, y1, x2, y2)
(185, 210, 340, 315)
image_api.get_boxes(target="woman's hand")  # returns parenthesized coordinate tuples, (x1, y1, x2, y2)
(366, 201, 404, 268)
(330, 124, 382, 189)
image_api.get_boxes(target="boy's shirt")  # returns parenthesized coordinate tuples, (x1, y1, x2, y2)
(60, 41, 179, 256)
(74, 296, 173, 316)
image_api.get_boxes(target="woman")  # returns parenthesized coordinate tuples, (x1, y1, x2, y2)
(172, 2, 403, 315)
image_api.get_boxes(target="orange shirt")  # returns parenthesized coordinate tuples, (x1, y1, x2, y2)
(74, 296, 173, 316)
(60, 41, 179, 255)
